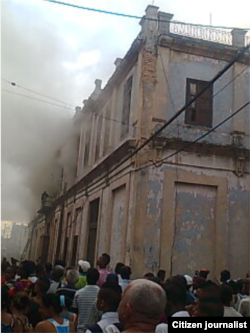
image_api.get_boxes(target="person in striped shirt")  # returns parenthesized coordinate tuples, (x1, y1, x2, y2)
(73, 268, 100, 333)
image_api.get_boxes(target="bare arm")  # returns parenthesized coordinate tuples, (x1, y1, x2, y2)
(34, 321, 56, 333)
(69, 322, 76, 333)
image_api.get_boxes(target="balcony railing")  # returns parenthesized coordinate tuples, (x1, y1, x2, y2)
(169, 22, 250, 46)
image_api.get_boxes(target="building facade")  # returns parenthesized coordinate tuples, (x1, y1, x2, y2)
(27, 6, 250, 279)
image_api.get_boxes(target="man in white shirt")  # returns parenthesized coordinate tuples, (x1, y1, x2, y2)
(238, 279, 250, 317)
(86, 282, 122, 333)
(119, 266, 132, 292)
(220, 284, 242, 317)
(73, 268, 100, 333)
(155, 281, 189, 333)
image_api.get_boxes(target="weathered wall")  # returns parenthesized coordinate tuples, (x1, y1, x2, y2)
(155, 46, 250, 147)
(135, 151, 250, 279)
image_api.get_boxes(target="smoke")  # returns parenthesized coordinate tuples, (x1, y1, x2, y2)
(2, 0, 249, 224)
(1, 0, 137, 224)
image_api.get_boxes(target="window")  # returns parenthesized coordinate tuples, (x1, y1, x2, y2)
(121, 76, 133, 138)
(104, 104, 111, 154)
(71, 235, 78, 266)
(185, 79, 213, 127)
(86, 199, 100, 266)
(83, 120, 92, 167)
(63, 237, 68, 263)
(95, 115, 103, 161)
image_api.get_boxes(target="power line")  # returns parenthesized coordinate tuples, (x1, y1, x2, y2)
(59, 45, 249, 202)
(43, 0, 250, 31)
(1, 88, 135, 128)
(2, 89, 75, 110)
(108, 45, 249, 175)
(65, 99, 250, 204)
(1, 78, 75, 108)
(160, 64, 250, 139)
(213, 65, 249, 98)
(72, 99, 249, 202)
(34, 94, 249, 259)
(138, 100, 250, 171)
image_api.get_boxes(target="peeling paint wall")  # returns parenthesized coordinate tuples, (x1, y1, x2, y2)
(109, 185, 126, 268)
(172, 183, 217, 276)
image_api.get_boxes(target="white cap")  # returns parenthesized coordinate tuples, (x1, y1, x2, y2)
(78, 260, 90, 272)
(184, 274, 193, 285)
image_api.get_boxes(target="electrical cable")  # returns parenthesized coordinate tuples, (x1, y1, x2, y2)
(1, 88, 135, 127)
(2, 89, 75, 110)
(1, 78, 75, 108)
(43, 0, 250, 30)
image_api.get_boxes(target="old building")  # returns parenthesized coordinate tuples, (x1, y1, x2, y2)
(27, 6, 250, 279)
(2, 223, 28, 261)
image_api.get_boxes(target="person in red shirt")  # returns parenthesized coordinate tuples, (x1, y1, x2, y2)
(9, 261, 34, 296)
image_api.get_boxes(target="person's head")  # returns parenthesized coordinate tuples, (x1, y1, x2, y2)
(51, 266, 65, 282)
(157, 270, 166, 282)
(193, 276, 206, 292)
(220, 284, 233, 307)
(86, 268, 100, 285)
(235, 279, 244, 294)
(196, 280, 220, 300)
(40, 294, 62, 319)
(11, 258, 18, 266)
(36, 264, 46, 278)
(11, 292, 30, 315)
(220, 270, 231, 283)
(147, 276, 162, 286)
(66, 269, 79, 286)
(196, 297, 224, 317)
(5, 266, 16, 282)
(168, 275, 187, 287)
(241, 279, 250, 296)
(97, 253, 110, 269)
(199, 269, 210, 280)
(34, 277, 51, 296)
(120, 266, 132, 280)
(227, 280, 239, 305)
(163, 282, 186, 316)
(97, 282, 122, 313)
(54, 260, 65, 268)
(144, 272, 154, 279)
(45, 262, 53, 274)
(115, 262, 125, 275)
(18, 260, 35, 279)
(1, 260, 10, 274)
(78, 260, 90, 274)
(118, 279, 166, 330)
(106, 273, 119, 284)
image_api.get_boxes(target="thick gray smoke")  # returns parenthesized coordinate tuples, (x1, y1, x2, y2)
(1, 0, 139, 223)
(2, 0, 249, 224)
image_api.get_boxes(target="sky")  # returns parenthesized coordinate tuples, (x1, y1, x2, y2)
(1, 0, 250, 224)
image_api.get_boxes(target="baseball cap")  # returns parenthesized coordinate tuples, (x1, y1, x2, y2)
(78, 260, 90, 272)
(184, 274, 193, 285)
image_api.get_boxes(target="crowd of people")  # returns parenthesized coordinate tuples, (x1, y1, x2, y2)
(1, 255, 250, 333)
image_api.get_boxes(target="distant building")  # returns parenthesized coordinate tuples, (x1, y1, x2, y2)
(1, 223, 28, 261)
(27, 6, 250, 278)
